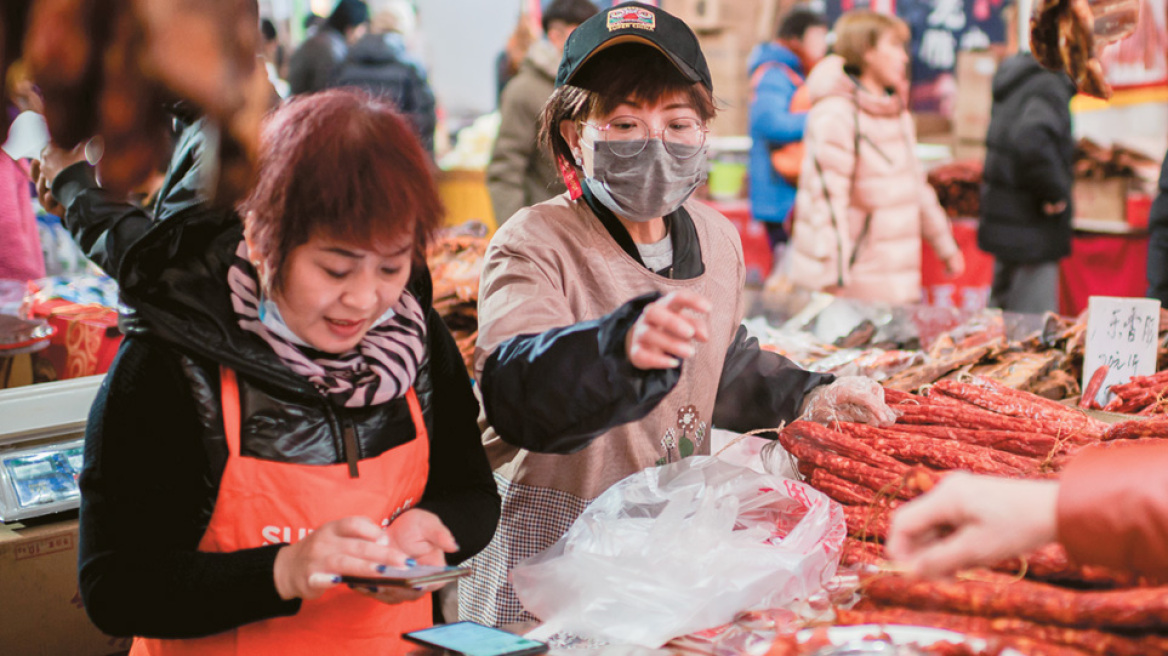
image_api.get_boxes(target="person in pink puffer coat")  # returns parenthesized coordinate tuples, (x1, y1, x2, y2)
(0, 149, 44, 282)
(789, 10, 962, 306)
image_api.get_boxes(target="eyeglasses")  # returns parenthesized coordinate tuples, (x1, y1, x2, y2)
(582, 115, 708, 159)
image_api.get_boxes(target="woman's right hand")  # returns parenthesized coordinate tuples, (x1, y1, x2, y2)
(272, 516, 410, 601)
(625, 291, 712, 370)
(886, 473, 1059, 578)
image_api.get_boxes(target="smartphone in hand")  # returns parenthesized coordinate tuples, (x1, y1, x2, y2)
(404, 621, 548, 656)
(340, 565, 470, 588)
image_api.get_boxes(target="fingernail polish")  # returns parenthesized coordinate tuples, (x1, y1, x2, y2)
(367, 586, 379, 593)
(413, 585, 425, 592)
(405, 558, 418, 568)
(376, 564, 388, 574)
(331, 575, 342, 584)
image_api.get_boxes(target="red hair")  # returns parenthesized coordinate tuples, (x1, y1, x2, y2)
(240, 89, 443, 289)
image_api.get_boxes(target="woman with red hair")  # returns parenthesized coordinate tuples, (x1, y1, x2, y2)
(47, 90, 499, 654)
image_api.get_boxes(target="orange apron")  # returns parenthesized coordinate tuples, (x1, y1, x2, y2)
(132, 367, 432, 655)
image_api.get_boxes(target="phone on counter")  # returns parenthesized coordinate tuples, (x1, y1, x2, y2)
(340, 564, 471, 588)
(403, 621, 549, 656)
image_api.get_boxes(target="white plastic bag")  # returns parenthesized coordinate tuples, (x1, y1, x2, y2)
(511, 456, 846, 647)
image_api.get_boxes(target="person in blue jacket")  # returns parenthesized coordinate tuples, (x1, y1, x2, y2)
(747, 7, 828, 250)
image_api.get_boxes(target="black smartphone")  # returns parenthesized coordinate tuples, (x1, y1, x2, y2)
(339, 565, 471, 588)
(403, 621, 549, 656)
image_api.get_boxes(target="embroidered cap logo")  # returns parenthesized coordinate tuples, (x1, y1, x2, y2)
(606, 7, 656, 31)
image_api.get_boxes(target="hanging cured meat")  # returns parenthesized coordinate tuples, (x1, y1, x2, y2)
(19, 0, 266, 202)
(1030, 0, 1140, 99)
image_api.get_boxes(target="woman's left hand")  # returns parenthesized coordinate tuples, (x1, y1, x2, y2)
(352, 509, 460, 606)
(800, 376, 897, 427)
(943, 251, 965, 278)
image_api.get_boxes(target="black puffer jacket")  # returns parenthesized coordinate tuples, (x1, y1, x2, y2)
(1147, 151, 1168, 304)
(330, 33, 436, 154)
(978, 53, 1077, 264)
(53, 154, 499, 638)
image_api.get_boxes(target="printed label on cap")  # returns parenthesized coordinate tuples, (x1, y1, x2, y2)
(607, 7, 656, 31)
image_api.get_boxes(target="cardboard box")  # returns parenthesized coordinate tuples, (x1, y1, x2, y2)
(1074, 178, 1129, 223)
(659, 0, 722, 31)
(952, 51, 999, 143)
(952, 138, 988, 163)
(698, 29, 751, 136)
(661, 0, 787, 42)
(0, 518, 132, 655)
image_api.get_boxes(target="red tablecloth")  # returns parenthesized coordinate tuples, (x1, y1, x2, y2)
(921, 219, 995, 311)
(700, 199, 773, 285)
(1059, 231, 1150, 317)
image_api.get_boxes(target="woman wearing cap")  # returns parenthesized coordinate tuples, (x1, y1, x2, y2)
(461, 1, 896, 626)
(61, 90, 498, 654)
(788, 10, 963, 306)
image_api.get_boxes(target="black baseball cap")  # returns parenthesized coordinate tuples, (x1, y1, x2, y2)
(555, 1, 713, 93)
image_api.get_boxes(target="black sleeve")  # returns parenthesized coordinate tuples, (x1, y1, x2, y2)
(1013, 94, 1073, 205)
(1148, 151, 1168, 303)
(408, 72, 437, 156)
(415, 311, 500, 564)
(480, 293, 680, 454)
(78, 338, 300, 638)
(712, 325, 834, 433)
(51, 162, 155, 279)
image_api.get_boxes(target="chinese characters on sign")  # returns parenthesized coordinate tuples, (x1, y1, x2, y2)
(1083, 296, 1162, 407)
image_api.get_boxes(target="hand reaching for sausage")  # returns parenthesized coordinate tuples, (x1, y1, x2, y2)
(886, 472, 1060, 578)
(799, 376, 898, 427)
(625, 291, 712, 370)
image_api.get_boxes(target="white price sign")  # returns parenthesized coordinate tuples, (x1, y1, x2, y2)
(1083, 296, 1162, 407)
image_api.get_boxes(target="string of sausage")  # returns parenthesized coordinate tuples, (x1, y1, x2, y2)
(837, 607, 1168, 656)
(837, 422, 1046, 477)
(930, 379, 1105, 441)
(861, 573, 1168, 630)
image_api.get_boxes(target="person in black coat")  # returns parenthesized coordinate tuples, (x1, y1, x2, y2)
(330, 3, 436, 155)
(1147, 152, 1168, 304)
(287, 0, 369, 95)
(978, 52, 1076, 314)
(36, 90, 499, 651)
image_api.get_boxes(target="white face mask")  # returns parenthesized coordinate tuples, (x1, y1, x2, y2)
(583, 139, 708, 222)
(257, 293, 397, 349)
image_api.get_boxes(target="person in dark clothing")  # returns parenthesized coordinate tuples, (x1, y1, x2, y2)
(1146, 152, 1168, 304)
(39, 90, 499, 654)
(979, 53, 1076, 314)
(748, 7, 829, 249)
(331, 3, 437, 155)
(287, 0, 369, 95)
(486, 0, 598, 226)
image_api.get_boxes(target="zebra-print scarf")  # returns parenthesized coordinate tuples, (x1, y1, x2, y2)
(226, 241, 426, 407)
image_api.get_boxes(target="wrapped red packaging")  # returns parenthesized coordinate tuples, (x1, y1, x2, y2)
(30, 299, 122, 381)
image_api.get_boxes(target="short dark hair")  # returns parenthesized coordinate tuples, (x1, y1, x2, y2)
(327, 0, 369, 32)
(542, 0, 599, 34)
(261, 18, 278, 43)
(540, 43, 716, 170)
(777, 6, 828, 40)
(240, 89, 443, 291)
